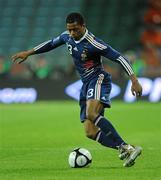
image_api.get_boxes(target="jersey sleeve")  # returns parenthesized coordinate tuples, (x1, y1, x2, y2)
(33, 33, 66, 54)
(94, 37, 134, 76)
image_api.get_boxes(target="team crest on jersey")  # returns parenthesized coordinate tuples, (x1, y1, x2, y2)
(81, 49, 88, 61)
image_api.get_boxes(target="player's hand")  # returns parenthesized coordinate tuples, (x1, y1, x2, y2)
(11, 51, 30, 64)
(131, 80, 142, 97)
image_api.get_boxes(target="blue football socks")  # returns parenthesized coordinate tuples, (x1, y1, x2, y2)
(95, 130, 119, 149)
(94, 115, 126, 149)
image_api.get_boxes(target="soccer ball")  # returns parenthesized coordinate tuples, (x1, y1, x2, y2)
(68, 148, 92, 168)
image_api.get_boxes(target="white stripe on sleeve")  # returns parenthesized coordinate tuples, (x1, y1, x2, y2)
(116, 56, 134, 75)
(33, 40, 51, 51)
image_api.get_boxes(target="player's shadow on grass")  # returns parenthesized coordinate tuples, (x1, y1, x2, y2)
(0, 167, 68, 175)
(92, 166, 122, 170)
(0, 166, 122, 174)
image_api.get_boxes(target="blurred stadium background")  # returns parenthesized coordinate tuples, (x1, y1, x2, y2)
(0, 0, 161, 103)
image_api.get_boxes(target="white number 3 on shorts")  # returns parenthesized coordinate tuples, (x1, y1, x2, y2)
(87, 89, 94, 98)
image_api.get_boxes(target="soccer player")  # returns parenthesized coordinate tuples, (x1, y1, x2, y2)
(11, 12, 142, 167)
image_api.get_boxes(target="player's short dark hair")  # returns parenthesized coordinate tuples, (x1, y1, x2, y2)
(66, 12, 85, 25)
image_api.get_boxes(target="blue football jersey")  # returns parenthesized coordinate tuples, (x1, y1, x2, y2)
(34, 29, 134, 82)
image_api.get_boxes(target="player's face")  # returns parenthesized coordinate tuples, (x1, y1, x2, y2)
(66, 22, 86, 40)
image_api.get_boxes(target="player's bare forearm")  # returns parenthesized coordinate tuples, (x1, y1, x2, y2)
(130, 74, 142, 97)
(130, 74, 138, 83)
(11, 49, 35, 64)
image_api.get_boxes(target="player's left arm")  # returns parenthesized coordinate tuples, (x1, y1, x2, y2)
(99, 40, 142, 97)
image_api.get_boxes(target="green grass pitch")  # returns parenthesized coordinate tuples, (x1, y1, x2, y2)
(0, 101, 161, 180)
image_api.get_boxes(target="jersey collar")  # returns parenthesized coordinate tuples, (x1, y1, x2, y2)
(74, 29, 88, 44)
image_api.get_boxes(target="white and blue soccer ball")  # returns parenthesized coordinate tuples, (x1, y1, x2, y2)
(68, 148, 92, 168)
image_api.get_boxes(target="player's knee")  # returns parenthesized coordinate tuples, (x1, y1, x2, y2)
(84, 126, 98, 140)
(84, 119, 99, 140)
(85, 131, 96, 140)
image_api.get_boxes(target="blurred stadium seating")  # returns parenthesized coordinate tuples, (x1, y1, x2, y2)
(0, 0, 82, 54)
(83, 0, 145, 51)
(0, 0, 146, 53)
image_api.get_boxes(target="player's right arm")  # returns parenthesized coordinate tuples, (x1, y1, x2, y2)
(11, 49, 35, 64)
(11, 33, 66, 64)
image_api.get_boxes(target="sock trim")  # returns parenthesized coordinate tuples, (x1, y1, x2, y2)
(95, 131, 102, 142)
(94, 115, 103, 126)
